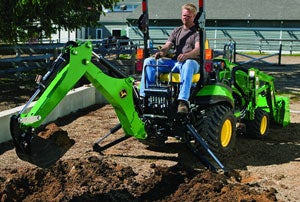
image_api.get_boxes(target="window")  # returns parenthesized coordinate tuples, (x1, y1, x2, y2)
(96, 29, 102, 39)
(84, 28, 90, 39)
(112, 29, 121, 37)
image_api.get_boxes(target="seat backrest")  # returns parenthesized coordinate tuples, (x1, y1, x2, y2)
(160, 73, 200, 83)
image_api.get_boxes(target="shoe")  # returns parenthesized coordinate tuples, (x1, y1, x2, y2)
(177, 101, 189, 114)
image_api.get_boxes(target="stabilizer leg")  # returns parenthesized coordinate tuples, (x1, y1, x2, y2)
(186, 123, 226, 171)
(93, 123, 131, 152)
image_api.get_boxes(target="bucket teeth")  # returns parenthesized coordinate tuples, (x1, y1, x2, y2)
(10, 115, 32, 153)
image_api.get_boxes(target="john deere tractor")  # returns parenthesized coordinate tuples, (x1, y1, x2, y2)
(9, 1, 290, 170)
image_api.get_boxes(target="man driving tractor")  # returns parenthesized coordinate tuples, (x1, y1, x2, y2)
(139, 3, 201, 114)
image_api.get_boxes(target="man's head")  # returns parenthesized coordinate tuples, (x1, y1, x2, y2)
(181, 3, 197, 28)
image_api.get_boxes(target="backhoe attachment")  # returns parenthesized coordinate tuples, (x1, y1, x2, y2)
(10, 46, 76, 168)
(10, 41, 146, 167)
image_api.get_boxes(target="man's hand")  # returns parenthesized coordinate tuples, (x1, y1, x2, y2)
(154, 51, 162, 59)
(177, 53, 187, 62)
(154, 42, 172, 59)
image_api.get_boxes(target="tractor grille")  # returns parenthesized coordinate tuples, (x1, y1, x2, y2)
(144, 86, 173, 116)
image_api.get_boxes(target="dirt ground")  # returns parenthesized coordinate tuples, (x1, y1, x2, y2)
(0, 55, 300, 202)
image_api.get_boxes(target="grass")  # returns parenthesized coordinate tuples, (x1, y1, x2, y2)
(237, 51, 300, 57)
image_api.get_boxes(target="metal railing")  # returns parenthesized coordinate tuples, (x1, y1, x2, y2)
(0, 39, 138, 75)
(208, 38, 300, 54)
(221, 38, 300, 65)
(1, 37, 299, 75)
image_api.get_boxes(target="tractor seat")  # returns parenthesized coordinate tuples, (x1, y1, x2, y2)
(160, 73, 200, 83)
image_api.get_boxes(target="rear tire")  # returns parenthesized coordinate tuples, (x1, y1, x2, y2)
(246, 108, 270, 139)
(185, 105, 236, 158)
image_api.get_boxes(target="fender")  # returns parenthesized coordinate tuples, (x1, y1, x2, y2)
(193, 83, 234, 108)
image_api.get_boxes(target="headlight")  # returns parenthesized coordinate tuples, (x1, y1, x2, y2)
(249, 70, 256, 78)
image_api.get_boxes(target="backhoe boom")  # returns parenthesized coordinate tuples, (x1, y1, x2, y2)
(10, 41, 146, 167)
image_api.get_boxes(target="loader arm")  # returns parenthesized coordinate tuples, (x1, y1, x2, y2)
(10, 41, 146, 166)
(247, 68, 290, 126)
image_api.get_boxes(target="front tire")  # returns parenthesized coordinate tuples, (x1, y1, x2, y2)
(246, 108, 270, 139)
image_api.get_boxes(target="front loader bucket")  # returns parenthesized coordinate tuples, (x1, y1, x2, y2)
(10, 115, 74, 168)
(275, 96, 290, 127)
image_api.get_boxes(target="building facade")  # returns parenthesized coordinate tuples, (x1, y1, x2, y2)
(77, 0, 300, 53)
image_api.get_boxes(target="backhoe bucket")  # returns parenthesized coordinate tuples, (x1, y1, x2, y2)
(10, 115, 74, 168)
(275, 96, 290, 127)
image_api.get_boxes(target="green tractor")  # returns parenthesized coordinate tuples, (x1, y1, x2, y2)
(9, 1, 290, 170)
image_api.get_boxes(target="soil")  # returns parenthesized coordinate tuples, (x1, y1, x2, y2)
(0, 55, 300, 202)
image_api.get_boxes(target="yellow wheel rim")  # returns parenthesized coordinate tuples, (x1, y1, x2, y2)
(260, 116, 268, 135)
(221, 119, 232, 147)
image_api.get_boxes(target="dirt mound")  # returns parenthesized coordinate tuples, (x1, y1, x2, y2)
(0, 156, 276, 202)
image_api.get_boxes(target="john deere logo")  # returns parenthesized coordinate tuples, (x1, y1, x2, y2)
(120, 89, 127, 98)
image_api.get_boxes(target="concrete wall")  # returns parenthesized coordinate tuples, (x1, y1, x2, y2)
(0, 86, 107, 143)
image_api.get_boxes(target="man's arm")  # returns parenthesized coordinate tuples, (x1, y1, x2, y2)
(154, 41, 173, 58)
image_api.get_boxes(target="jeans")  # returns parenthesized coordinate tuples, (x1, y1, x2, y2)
(139, 57, 200, 101)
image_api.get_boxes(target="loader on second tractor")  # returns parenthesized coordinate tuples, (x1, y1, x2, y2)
(9, 0, 290, 170)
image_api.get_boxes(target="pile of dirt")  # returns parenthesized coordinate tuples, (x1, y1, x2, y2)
(0, 156, 276, 202)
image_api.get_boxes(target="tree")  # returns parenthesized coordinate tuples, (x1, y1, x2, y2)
(0, 0, 121, 43)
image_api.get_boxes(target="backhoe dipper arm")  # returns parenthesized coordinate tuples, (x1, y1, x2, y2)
(10, 41, 146, 161)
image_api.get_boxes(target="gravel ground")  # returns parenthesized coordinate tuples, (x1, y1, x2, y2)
(0, 55, 299, 201)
